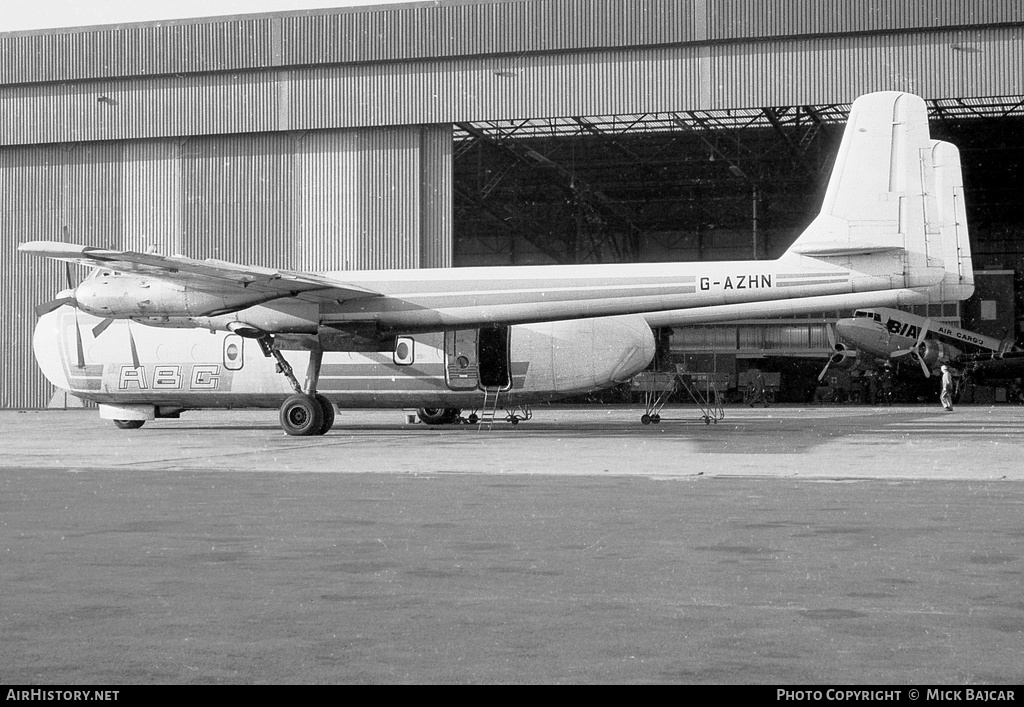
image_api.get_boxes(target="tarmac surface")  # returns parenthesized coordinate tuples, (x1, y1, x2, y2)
(1, 404, 1022, 684)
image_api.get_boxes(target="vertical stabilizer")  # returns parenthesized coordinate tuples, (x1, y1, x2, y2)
(790, 92, 950, 288)
(930, 140, 974, 301)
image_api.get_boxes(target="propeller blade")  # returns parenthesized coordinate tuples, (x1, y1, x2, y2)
(65, 262, 76, 290)
(92, 318, 115, 338)
(889, 349, 912, 359)
(817, 359, 832, 382)
(34, 296, 77, 316)
(73, 314, 86, 369)
(914, 352, 931, 378)
(916, 318, 931, 346)
(825, 323, 837, 350)
(127, 322, 140, 370)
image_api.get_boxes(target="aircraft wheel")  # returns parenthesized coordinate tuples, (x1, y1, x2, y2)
(641, 414, 652, 425)
(315, 394, 335, 435)
(113, 419, 145, 430)
(652, 415, 661, 424)
(280, 394, 324, 437)
(417, 407, 460, 425)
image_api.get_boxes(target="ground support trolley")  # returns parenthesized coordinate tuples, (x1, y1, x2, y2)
(630, 371, 678, 424)
(676, 371, 725, 425)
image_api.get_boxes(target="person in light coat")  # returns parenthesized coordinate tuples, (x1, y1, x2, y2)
(940, 365, 955, 411)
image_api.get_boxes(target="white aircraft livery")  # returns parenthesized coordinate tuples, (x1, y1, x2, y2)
(19, 91, 974, 434)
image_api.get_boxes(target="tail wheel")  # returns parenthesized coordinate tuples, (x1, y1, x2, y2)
(113, 419, 145, 430)
(417, 407, 461, 425)
(280, 394, 325, 436)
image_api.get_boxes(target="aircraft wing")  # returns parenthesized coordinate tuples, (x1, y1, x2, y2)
(17, 241, 381, 302)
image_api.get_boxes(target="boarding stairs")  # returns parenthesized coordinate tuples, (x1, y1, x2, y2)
(477, 386, 502, 431)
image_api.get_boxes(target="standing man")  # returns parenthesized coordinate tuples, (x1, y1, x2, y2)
(940, 365, 955, 411)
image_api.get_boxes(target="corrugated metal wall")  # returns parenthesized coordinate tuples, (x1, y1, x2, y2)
(1, 146, 70, 409)
(0, 18, 276, 84)
(1, 127, 438, 408)
(710, 0, 1024, 40)
(709, 27, 1024, 107)
(4, 0, 1021, 86)
(280, 0, 696, 65)
(0, 0, 699, 84)
(3, 27, 1021, 147)
(0, 72, 283, 145)
(420, 125, 453, 269)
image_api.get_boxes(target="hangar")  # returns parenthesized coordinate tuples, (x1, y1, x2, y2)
(2, 0, 1023, 408)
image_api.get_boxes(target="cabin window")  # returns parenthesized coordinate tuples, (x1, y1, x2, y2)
(394, 337, 415, 365)
(223, 334, 244, 371)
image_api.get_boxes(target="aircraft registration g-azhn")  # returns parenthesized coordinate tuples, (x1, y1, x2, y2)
(818, 306, 1024, 383)
(20, 91, 974, 435)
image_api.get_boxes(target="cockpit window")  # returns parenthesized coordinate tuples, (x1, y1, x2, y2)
(853, 310, 882, 322)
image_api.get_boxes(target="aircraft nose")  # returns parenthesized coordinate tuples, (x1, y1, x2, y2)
(834, 317, 874, 344)
(32, 308, 72, 390)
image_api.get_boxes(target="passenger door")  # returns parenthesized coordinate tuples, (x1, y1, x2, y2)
(444, 329, 479, 390)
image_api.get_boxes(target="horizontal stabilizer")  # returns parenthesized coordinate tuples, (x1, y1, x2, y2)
(789, 244, 903, 257)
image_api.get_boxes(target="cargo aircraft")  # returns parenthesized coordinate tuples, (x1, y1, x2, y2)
(19, 91, 975, 434)
(817, 306, 1024, 383)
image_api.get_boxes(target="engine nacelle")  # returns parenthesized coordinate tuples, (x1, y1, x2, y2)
(917, 339, 958, 367)
(75, 275, 275, 318)
(133, 300, 321, 336)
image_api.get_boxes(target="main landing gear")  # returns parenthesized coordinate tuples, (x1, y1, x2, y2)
(416, 407, 462, 425)
(260, 336, 335, 436)
(280, 393, 335, 436)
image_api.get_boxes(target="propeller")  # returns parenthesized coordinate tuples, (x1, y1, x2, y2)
(31, 236, 130, 370)
(890, 319, 932, 377)
(32, 252, 89, 368)
(817, 324, 858, 382)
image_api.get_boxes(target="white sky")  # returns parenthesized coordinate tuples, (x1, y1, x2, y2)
(0, 0, 426, 33)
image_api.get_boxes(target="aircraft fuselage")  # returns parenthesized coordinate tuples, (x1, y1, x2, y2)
(34, 308, 656, 413)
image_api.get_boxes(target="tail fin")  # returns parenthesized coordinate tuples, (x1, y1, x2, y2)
(787, 91, 966, 297)
(929, 139, 974, 301)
